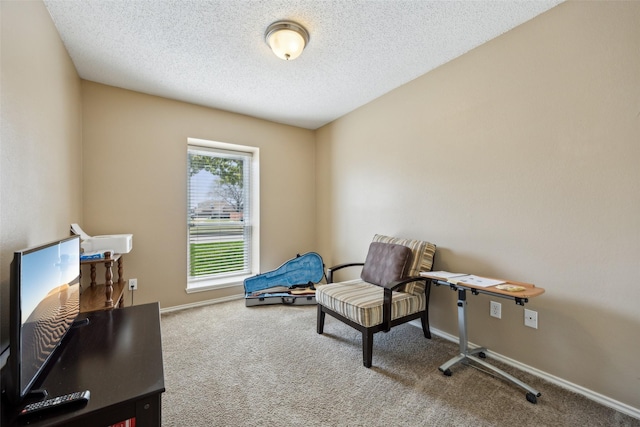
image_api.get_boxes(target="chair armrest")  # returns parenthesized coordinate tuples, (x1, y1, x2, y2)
(382, 275, 428, 291)
(326, 262, 364, 283)
(382, 276, 429, 332)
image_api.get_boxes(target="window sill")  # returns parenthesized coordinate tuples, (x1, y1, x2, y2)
(186, 274, 250, 294)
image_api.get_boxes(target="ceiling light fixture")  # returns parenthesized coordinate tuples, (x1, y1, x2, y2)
(265, 20, 309, 61)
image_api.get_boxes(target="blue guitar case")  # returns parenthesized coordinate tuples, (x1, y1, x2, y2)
(244, 252, 324, 306)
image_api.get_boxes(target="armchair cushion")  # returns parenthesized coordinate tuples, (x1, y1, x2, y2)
(316, 279, 426, 328)
(372, 234, 436, 294)
(360, 242, 412, 287)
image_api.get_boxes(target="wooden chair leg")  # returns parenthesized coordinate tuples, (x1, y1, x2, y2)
(363, 329, 374, 368)
(317, 305, 326, 334)
(421, 310, 431, 339)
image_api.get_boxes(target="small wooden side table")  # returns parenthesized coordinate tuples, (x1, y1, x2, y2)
(80, 252, 125, 312)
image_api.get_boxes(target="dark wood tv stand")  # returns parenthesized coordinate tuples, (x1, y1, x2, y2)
(1, 303, 165, 427)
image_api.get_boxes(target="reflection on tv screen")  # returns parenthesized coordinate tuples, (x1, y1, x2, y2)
(21, 284, 79, 385)
(19, 238, 80, 395)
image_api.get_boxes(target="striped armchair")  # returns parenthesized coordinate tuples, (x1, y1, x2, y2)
(316, 234, 436, 368)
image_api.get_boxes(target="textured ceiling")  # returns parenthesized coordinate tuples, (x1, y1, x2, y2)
(44, 0, 562, 129)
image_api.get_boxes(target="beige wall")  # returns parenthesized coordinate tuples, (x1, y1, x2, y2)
(0, 1, 83, 344)
(316, 1, 640, 410)
(80, 82, 316, 308)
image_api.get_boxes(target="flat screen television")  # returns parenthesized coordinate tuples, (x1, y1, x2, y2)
(2, 235, 80, 405)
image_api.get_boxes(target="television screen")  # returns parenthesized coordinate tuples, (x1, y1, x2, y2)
(6, 235, 80, 404)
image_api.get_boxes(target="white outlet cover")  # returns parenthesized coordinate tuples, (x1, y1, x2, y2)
(524, 308, 538, 329)
(490, 301, 501, 319)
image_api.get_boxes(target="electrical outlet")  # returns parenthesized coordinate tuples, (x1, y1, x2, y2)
(490, 301, 501, 319)
(524, 308, 538, 329)
(128, 278, 138, 290)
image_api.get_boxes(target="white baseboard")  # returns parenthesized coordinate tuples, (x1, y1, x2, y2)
(159, 294, 243, 314)
(414, 321, 640, 420)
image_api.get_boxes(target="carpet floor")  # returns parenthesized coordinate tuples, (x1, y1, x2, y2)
(160, 299, 639, 426)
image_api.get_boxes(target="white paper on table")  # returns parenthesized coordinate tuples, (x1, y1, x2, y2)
(451, 275, 505, 288)
(421, 271, 468, 279)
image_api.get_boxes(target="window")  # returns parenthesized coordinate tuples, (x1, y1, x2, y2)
(186, 138, 259, 292)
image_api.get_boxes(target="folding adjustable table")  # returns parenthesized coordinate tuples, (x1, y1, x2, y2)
(421, 272, 545, 403)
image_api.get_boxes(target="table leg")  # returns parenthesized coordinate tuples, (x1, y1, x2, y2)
(117, 257, 123, 283)
(104, 259, 114, 308)
(439, 289, 486, 374)
(438, 287, 541, 403)
(135, 394, 162, 427)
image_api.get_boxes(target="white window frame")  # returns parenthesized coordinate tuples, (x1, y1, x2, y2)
(186, 138, 260, 293)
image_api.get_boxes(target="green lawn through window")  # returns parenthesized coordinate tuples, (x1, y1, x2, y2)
(189, 240, 245, 277)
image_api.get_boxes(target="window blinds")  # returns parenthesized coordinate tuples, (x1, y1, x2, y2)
(187, 145, 252, 281)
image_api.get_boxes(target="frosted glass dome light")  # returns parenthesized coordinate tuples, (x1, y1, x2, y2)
(265, 21, 309, 61)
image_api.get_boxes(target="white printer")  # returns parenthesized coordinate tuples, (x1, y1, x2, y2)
(71, 223, 133, 254)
